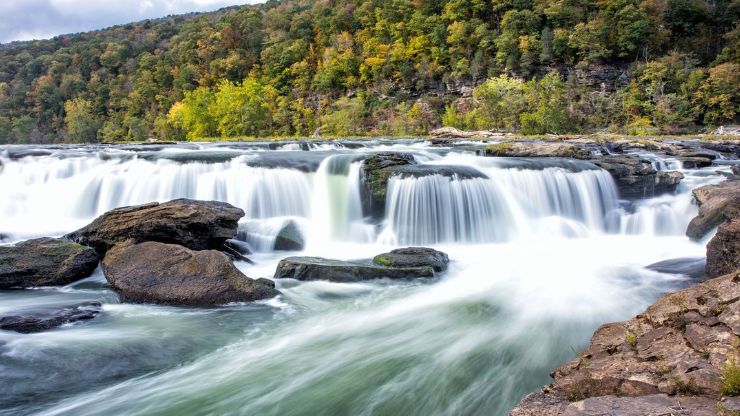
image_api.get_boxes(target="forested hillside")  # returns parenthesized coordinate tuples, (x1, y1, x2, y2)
(0, 0, 737, 143)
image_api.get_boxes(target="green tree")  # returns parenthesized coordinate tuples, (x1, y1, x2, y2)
(64, 98, 101, 142)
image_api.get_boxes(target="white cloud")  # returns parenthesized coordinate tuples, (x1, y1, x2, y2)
(0, 0, 262, 43)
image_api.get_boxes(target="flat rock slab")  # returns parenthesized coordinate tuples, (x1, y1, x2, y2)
(0, 303, 101, 333)
(102, 241, 278, 307)
(0, 237, 99, 289)
(275, 256, 436, 282)
(66, 199, 245, 255)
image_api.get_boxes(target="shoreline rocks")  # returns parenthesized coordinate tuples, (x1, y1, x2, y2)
(510, 271, 740, 415)
(592, 156, 683, 199)
(103, 241, 278, 307)
(274, 247, 449, 282)
(686, 180, 740, 241)
(0, 237, 99, 289)
(66, 199, 245, 256)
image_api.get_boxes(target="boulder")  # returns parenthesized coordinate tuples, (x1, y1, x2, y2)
(706, 214, 740, 278)
(373, 247, 449, 272)
(274, 221, 305, 251)
(67, 199, 245, 255)
(102, 241, 278, 306)
(685, 180, 740, 241)
(359, 153, 416, 220)
(484, 142, 591, 159)
(592, 156, 683, 199)
(274, 248, 449, 283)
(0, 303, 101, 333)
(510, 271, 740, 415)
(0, 238, 99, 289)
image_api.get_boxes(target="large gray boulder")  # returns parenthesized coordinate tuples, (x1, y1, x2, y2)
(102, 241, 278, 307)
(0, 238, 99, 289)
(66, 199, 245, 255)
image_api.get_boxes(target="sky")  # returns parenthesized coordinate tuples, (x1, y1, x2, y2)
(0, 0, 261, 43)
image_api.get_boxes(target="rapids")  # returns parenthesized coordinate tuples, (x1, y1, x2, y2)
(0, 140, 731, 416)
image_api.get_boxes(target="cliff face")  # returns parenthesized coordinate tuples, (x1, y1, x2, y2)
(511, 179, 740, 416)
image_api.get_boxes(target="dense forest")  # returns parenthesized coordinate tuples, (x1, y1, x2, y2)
(0, 0, 738, 143)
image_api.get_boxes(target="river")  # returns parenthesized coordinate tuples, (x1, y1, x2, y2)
(0, 139, 730, 415)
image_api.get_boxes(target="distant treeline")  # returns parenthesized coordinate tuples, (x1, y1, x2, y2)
(0, 0, 737, 143)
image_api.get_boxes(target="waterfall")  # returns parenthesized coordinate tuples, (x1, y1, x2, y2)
(308, 155, 373, 247)
(0, 147, 710, 244)
(381, 164, 620, 245)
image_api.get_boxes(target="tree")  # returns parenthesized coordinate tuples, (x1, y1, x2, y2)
(64, 98, 101, 142)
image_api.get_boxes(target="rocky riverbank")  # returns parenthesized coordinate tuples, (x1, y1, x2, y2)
(511, 178, 740, 415)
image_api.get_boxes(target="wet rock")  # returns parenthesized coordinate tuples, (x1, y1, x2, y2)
(273, 249, 448, 282)
(373, 247, 449, 272)
(592, 156, 683, 199)
(0, 237, 99, 289)
(390, 165, 488, 180)
(274, 221, 305, 251)
(359, 153, 416, 220)
(645, 257, 707, 279)
(685, 180, 740, 241)
(102, 241, 278, 307)
(484, 142, 591, 160)
(67, 199, 245, 256)
(706, 213, 740, 278)
(0, 303, 101, 333)
(680, 156, 714, 169)
(221, 239, 254, 264)
(510, 271, 740, 415)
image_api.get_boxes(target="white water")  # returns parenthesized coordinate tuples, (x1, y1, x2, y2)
(0, 141, 732, 416)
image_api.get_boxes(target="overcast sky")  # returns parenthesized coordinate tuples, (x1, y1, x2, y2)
(0, 0, 261, 43)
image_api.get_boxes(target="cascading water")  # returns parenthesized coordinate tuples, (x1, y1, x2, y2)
(0, 141, 732, 416)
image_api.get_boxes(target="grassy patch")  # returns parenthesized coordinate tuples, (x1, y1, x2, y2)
(625, 331, 637, 348)
(722, 359, 740, 396)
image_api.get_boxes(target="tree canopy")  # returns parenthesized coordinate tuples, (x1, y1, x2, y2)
(0, 0, 737, 143)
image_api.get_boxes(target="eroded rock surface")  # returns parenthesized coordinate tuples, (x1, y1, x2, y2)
(510, 271, 740, 415)
(66, 199, 244, 255)
(0, 237, 99, 289)
(102, 241, 278, 306)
